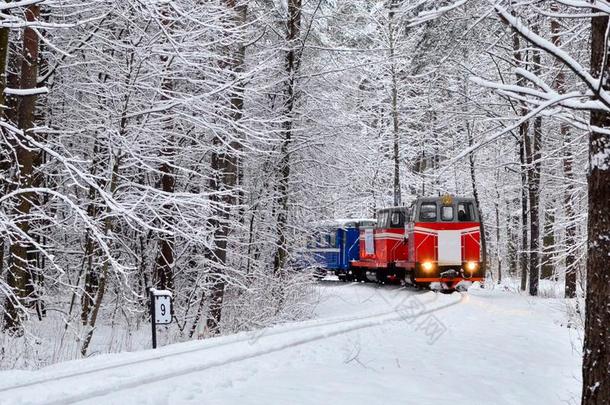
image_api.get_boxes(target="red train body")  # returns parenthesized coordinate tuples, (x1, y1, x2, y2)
(357, 229, 407, 266)
(351, 195, 484, 291)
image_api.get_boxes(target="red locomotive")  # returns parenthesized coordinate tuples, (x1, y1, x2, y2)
(351, 195, 484, 291)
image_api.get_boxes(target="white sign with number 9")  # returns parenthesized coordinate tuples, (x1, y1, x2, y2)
(154, 294, 172, 324)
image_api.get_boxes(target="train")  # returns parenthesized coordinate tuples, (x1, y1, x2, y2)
(299, 195, 484, 292)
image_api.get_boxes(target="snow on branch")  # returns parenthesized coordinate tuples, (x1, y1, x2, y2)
(555, 0, 610, 14)
(0, 0, 44, 11)
(439, 90, 594, 173)
(408, 0, 470, 27)
(470, 75, 608, 112)
(494, 4, 610, 110)
(4, 87, 49, 96)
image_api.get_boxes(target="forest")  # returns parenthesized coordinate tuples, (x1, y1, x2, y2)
(0, 1, 608, 404)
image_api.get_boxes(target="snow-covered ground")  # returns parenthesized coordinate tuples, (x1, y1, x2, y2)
(0, 282, 582, 405)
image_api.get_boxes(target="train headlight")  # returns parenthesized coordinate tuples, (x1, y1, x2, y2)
(466, 261, 478, 272)
(422, 261, 434, 272)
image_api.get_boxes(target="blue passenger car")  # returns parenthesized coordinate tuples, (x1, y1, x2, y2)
(297, 219, 375, 280)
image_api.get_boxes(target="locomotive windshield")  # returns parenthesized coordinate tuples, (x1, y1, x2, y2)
(441, 205, 454, 221)
(457, 202, 476, 222)
(416, 197, 478, 222)
(419, 202, 437, 221)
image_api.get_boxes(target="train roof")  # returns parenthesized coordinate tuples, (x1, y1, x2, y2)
(376, 206, 409, 212)
(376, 196, 477, 208)
(414, 195, 477, 205)
(374, 196, 478, 213)
(313, 218, 376, 228)
(415, 195, 475, 201)
(336, 218, 376, 227)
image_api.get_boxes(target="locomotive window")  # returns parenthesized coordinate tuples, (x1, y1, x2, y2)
(390, 211, 404, 228)
(377, 212, 389, 228)
(457, 202, 475, 222)
(359, 220, 375, 228)
(419, 203, 437, 221)
(441, 206, 454, 221)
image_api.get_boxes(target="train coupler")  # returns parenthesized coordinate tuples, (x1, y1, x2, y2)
(440, 269, 459, 279)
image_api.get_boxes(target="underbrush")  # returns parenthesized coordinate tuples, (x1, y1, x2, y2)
(0, 272, 318, 371)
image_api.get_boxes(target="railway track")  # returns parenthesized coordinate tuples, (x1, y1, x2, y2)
(2, 290, 465, 405)
(0, 285, 425, 393)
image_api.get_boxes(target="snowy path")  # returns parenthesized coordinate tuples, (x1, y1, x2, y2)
(0, 283, 582, 405)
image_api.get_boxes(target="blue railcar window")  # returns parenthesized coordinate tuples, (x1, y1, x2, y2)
(329, 232, 337, 247)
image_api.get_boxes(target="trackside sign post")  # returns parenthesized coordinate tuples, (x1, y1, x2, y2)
(149, 288, 173, 349)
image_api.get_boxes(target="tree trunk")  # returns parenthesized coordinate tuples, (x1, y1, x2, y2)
(0, 18, 8, 116)
(495, 198, 501, 283)
(80, 137, 104, 325)
(550, 7, 577, 298)
(155, 4, 176, 292)
(80, 156, 120, 356)
(231, 4, 247, 219)
(388, 0, 401, 206)
(3, 4, 41, 334)
(519, 136, 529, 292)
(0, 12, 9, 280)
(541, 208, 555, 280)
(562, 135, 578, 297)
(526, 112, 541, 295)
(80, 37, 132, 351)
(527, 25, 542, 296)
(506, 198, 519, 276)
(207, 139, 231, 335)
(273, 0, 302, 275)
(467, 123, 487, 276)
(581, 13, 610, 405)
(205, 1, 248, 335)
(509, 17, 530, 292)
